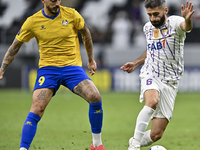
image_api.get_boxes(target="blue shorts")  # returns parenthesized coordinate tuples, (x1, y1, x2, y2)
(34, 66, 91, 95)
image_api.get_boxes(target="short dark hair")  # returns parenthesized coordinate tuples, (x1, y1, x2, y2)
(144, 0, 166, 8)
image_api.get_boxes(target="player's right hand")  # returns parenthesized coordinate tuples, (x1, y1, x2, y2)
(120, 62, 136, 73)
(88, 59, 97, 76)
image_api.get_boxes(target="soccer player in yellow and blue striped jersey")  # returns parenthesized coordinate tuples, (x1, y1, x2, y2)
(0, 0, 105, 150)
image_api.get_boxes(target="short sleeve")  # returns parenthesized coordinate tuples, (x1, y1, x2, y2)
(74, 10, 85, 30)
(16, 17, 34, 42)
(174, 16, 185, 33)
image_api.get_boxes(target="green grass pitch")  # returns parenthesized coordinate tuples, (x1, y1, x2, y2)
(0, 89, 200, 150)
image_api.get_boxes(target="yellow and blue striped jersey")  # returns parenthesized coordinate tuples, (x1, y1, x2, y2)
(16, 6, 85, 68)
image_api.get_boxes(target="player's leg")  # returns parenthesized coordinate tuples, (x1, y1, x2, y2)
(140, 130, 153, 147)
(140, 117, 168, 147)
(73, 79, 104, 149)
(20, 88, 54, 150)
(140, 81, 176, 147)
(30, 88, 54, 116)
(129, 89, 158, 150)
(150, 117, 168, 141)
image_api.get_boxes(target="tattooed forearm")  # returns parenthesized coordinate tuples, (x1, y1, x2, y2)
(82, 32, 92, 49)
(79, 24, 94, 62)
(0, 39, 23, 71)
(1, 63, 8, 72)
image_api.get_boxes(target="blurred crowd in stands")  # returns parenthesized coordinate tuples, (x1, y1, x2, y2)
(0, 0, 200, 46)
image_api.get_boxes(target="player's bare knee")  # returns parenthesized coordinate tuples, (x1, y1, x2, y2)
(147, 99, 158, 109)
(88, 91, 101, 103)
(30, 104, 46, 117)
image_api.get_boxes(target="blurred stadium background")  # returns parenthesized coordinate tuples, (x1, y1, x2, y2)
(0, 0, 200, 92)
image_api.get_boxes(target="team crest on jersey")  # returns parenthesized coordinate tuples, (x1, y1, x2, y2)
(161, 28, 168, 37)
(153, 29, 159, 38)
(62, 19, 68, 26)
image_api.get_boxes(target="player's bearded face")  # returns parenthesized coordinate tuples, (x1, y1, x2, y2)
(151, 13, 166, 28)
(47, 5, 60, 15)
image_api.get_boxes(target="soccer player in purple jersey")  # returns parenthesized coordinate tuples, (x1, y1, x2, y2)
(121, 0, 195, 150)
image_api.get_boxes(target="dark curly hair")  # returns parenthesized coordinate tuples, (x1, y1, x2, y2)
(144, 0, 166, 8)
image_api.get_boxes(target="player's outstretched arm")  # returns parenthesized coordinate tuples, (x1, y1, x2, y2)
(120, 50, 147, 73)
(79, 23, 96, 76)
(0, 38, 23, 80)
(180, 1, 195, 32)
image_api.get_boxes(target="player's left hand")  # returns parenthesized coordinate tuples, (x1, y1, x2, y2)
(181, 1, 195, 21)
(88, 59, 97, 76)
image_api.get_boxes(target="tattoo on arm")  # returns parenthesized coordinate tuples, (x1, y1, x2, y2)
(1, 39, 23, 71)
(79, 24, 94, 61)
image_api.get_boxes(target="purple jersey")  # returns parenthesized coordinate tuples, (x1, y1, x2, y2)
(140, 16, 186, 88)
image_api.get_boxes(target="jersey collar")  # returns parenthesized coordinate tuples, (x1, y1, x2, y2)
(42, 8, 60, 20)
